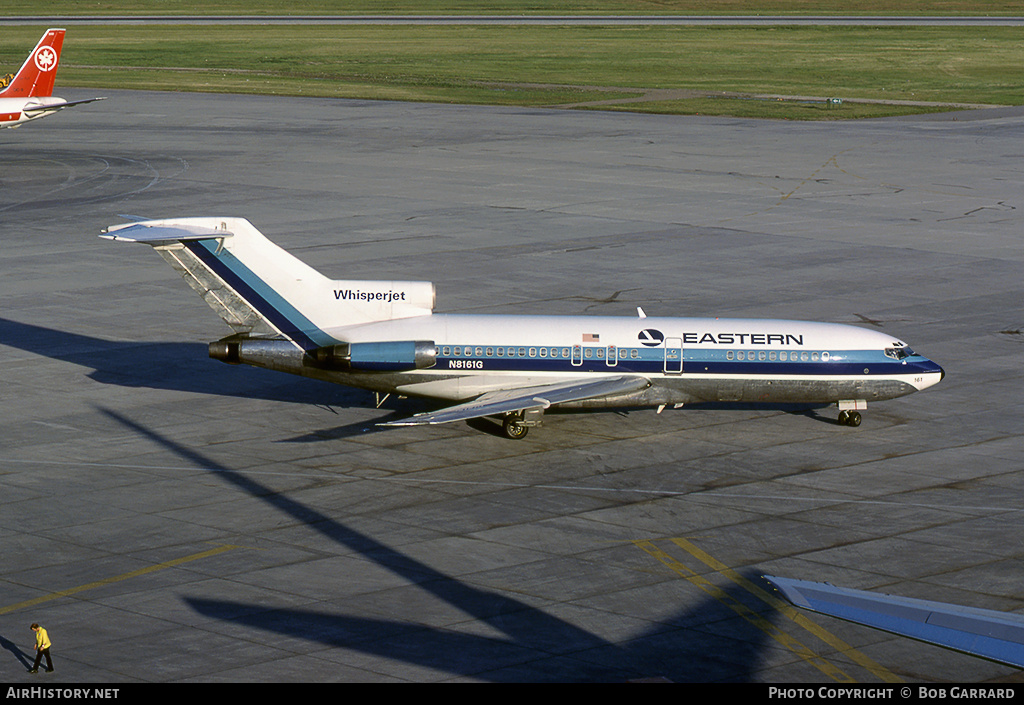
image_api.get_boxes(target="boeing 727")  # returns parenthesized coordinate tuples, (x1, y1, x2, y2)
(102, 218, 944, 439)
(0, 28, 104, 129)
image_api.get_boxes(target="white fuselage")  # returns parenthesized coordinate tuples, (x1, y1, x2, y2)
(268, 312, 944, 407)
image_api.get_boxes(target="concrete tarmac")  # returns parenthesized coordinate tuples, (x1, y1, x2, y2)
(1, 90, 1022, 683)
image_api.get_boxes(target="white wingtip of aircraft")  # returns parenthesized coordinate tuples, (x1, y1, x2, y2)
(0, 29, 105, 129)
(102, 217, 944, 439)
(765, 575, 1024, 669)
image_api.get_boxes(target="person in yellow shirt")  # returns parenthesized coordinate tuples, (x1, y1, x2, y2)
(29, 623, 53, 673)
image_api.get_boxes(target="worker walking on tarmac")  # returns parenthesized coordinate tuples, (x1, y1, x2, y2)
(29, 623, 53, 673)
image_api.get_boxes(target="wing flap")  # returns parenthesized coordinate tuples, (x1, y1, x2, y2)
(382, 375, 650, 427)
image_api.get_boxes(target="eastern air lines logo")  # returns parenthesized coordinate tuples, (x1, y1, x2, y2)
(34, 47, 57, 72)
(638, 329, 664, 347)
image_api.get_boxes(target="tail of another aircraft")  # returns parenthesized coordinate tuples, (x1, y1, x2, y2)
(0, 28, 65, 99)
(102, 218, 435, 350)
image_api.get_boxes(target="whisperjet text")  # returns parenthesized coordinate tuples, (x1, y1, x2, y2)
(334, 288, 408, 303)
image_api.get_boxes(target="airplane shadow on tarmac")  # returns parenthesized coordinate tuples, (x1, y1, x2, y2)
(0, 316, 367, 408)
(101, 406, 780, 683)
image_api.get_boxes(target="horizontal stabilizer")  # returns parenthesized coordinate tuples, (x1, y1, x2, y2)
(382, 375, 650, 427)
(765, 575, 1024, 669)
(101, 222, 233, 244)
(22, 96, 107, 113)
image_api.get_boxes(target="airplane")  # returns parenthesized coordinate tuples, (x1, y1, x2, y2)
(101, 217, 945, 439)
(0, 28, 104, 129)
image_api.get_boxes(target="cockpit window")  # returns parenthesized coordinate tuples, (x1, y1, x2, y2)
(884, 346, 915, 360)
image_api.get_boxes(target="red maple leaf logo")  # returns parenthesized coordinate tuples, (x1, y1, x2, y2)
(35, 47, 57, 72)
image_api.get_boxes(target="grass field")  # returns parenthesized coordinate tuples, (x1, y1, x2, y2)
(4, 1, 1023, 15)
(2, 5, 1022, 119)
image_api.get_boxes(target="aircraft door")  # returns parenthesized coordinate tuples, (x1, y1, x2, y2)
(664, 337, 683, 374)
(606, 345, 617, 367)
(572, 345, 583, 366)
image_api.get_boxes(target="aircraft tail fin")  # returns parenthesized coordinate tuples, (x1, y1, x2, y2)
(102, 218, 435, 349)
(0, 28, 65, 99)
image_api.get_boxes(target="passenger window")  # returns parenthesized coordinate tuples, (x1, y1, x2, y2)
(529, 348, 536, 357)
(812, 352, 819, 361)
(726, 350, 734, 361)
(630, 349, 639, 359)
(737, 351, 745, 361)
(518, 348, 526, 357)
(769, 351, 776, 361)
(758, 351, 766, 361)
(801, 352, 809, 361)
(584, 348, 592, 358)
(486, 347, 493, 357)
(540, 348, 547, 357)
(780, 351, 787, 361)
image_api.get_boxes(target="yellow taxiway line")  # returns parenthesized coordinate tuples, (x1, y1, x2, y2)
(634, 537, 902, 683)
(0, 544, 240, 616)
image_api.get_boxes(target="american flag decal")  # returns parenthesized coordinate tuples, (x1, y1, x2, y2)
(583, 333, 600, 342)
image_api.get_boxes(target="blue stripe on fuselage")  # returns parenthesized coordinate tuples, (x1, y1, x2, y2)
(434, 351, 938, 376)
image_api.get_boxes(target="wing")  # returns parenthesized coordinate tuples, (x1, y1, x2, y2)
(765, 575, 1024, 669)
(381, 375, 650, 427)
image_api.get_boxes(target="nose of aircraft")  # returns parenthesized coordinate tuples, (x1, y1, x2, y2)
(914, 357, 945, 388)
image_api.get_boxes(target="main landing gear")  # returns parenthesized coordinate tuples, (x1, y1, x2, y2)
(837, 400, 865, 427)
(837, 410, 862, 427)
(502, 416, 530, 439)
(501, 408, 544, 440)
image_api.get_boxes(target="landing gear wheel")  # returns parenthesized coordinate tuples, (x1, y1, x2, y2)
(502, 417, 529, 440)
(838, 410, 862, 427)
